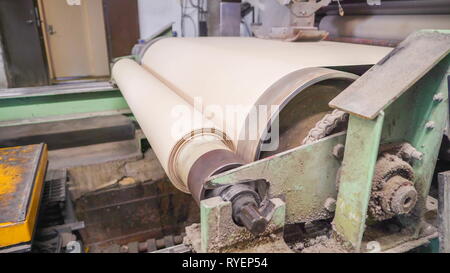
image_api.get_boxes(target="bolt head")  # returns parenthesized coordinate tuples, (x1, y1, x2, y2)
(411, 150, 423, 161)
(324, 198, 337, 212)
(238, 203, 268, 236)
(433, 93, 444, 102)
(425, 121, 435, 130)
(332, 144, 345, 160)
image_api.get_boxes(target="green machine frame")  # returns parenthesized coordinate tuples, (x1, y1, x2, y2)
(330, 30, 450, 251)
(197, 30, 450, 252)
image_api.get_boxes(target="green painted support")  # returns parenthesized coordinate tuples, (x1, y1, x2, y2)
(377, 55, 450, 238)
(407, 56, 450, 235)
(0, 90, 130, 126)
(332, 112, 385, 251)
(200, 197, 230, 253)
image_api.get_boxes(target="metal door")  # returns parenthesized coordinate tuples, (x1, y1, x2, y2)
(38, 0, 109, 80)
(0, 0, 49, 87)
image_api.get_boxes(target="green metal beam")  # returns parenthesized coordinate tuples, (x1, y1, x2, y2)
(332, 112, 384, 251)
(0, 90, 130, 126)
(407, 56, 450, 235)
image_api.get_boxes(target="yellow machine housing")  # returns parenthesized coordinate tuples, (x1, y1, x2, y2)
(0, 144, 48, 252)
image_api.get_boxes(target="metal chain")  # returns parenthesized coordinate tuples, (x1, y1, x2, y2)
(301, 109, 348, 145)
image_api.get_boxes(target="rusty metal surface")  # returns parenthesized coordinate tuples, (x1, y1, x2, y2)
(0, 144, 45, 223)
(329, 30, 450, 119)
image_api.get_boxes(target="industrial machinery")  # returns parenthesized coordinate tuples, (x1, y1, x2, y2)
(254, 0, 332, 41)
(111, 29, 450, 253)
(1, 0, 450, 254)
(255, 0, 450, 43)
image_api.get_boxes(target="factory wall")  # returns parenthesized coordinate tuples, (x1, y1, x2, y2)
(137, 0, 255, 39)
(138, 0, 199, 38)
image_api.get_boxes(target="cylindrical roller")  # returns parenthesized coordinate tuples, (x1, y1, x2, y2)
(175, 132, 245, 203)
(319, 15, 450, 42)
(141, 37, 392, 161)
(112, 58, 237, 195)
(113, 59, 265, 234)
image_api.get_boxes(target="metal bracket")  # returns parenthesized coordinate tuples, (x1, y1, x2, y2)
(198, 196, 288, 253)
(208, 132, 346, 224)
(330, 30, 450, 120)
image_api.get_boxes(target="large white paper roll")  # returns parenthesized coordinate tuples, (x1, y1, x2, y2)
(112, 58, 233, 192)
(141, 37, 392, 161)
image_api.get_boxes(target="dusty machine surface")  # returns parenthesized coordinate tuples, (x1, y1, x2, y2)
(1, 0, 450, 255)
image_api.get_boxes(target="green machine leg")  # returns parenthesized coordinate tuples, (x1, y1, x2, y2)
(333, 112, 385, 251)
(329, 30, 450, 252)
(408, 59, 450, 237)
